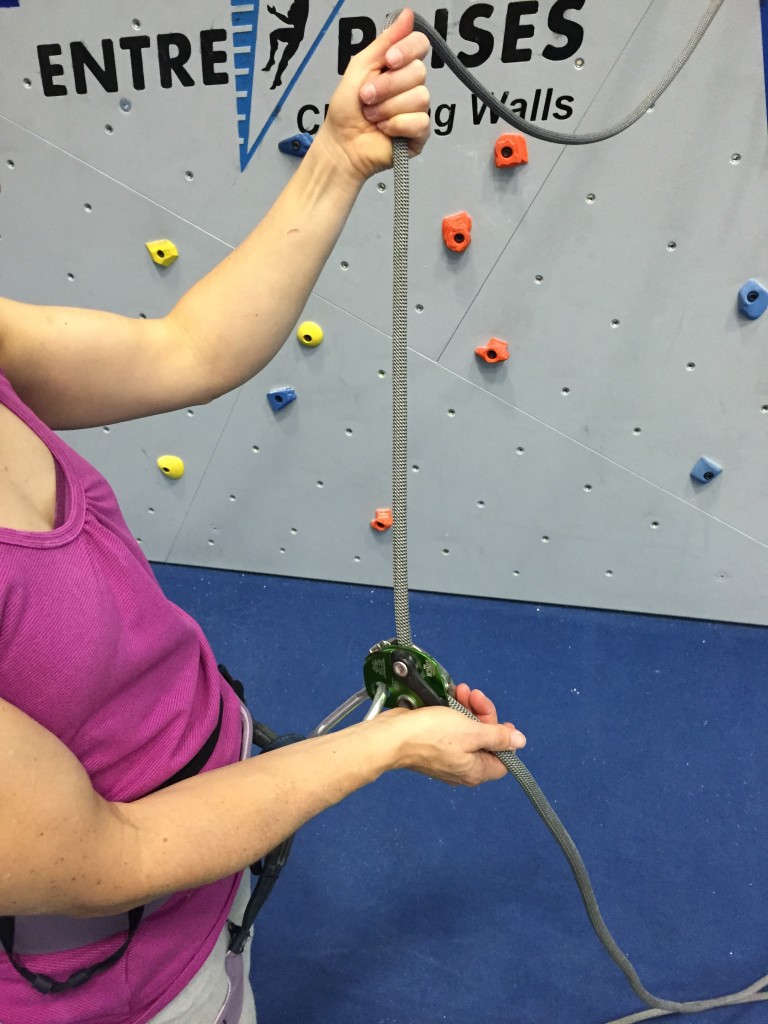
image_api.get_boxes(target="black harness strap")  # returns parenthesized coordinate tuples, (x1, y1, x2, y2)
(150, 695, 224, 794)
(0, 908, 144, 995)
(220, 668, 306, 956)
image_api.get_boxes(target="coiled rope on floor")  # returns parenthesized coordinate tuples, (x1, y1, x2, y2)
(386, 2, 768, 1017)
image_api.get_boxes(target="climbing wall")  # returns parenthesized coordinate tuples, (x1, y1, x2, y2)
(1, 0, 767, 624)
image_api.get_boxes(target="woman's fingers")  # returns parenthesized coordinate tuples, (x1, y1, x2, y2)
(360, 60, 428, 109)
(454, 685, 526, 748)
(363, 83, 431, 126)
(455, 683, 499, 725)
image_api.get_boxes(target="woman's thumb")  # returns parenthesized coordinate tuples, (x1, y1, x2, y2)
(356, 9, 415, 69)
(484, 722, 527, 752)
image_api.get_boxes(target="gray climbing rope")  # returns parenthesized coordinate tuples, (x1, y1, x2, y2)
(387, 1, 768, 1016)
(388, 0, 727, 145)
(448, 691, 768, 1018)
(392, 134, 412, 646)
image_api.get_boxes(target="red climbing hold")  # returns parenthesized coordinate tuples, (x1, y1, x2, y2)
(370, 508, 394, 532)
(442, 212, 472, 253)
(475, 339, 509, 364)
(494, 134, 529, 168)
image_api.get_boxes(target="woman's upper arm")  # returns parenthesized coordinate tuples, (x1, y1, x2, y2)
(0, 295, 207, 429)
(0, 695, 126, 917)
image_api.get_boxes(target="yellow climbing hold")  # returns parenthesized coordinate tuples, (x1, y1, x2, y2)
(146, 239, 179, 267)
(297, 321, 324, 347)
(157, 455, 185, 479)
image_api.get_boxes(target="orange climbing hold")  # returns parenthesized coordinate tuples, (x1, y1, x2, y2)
(442, 212, 472, 253)
(475, 339, 509, 364)
(494, 134, 529, 168)
(370, 508, 394, 532)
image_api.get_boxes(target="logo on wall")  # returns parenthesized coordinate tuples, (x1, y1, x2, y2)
(30, 3, 590, 173)
(231, 0, 347, 172)
(32, 0, 347, 174)
(31, 2, 761, 173)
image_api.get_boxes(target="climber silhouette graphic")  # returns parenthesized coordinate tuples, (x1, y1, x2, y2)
(262, 0, 309, 90)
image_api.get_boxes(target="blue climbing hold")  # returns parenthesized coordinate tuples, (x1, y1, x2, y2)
(738, 280, 768, 320)
(690, 457, 722, 484)
(278, 133, 314, 158)
(267, 387, 297, 412)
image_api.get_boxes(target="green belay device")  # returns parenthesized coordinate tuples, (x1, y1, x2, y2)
(363, 639, 454, 710)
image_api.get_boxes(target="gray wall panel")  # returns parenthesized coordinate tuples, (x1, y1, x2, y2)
(440, 0, 768, 541)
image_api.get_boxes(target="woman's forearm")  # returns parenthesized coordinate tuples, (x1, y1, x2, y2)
(94, 715, 401, 917)
(90, 702, 520, 919)
(0, 691, 504, 919)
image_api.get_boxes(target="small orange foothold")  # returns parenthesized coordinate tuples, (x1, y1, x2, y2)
(494, 134, 528, 168)
(475, 339, 509, 364)
(442, 212, 472, 253)
(371, 508, 394, 532)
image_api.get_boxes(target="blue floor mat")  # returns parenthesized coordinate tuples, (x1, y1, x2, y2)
(153, 563, 768, 1024)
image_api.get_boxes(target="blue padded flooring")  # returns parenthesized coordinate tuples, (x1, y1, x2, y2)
(153, 563, 768, 1024)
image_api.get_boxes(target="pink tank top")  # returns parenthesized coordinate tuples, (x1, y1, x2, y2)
(0, 368, 245, 1023)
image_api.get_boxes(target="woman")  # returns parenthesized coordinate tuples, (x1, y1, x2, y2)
(0, 12, 526, 1023)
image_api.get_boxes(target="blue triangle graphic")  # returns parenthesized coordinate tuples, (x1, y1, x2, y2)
(231, 0, 348, 173)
